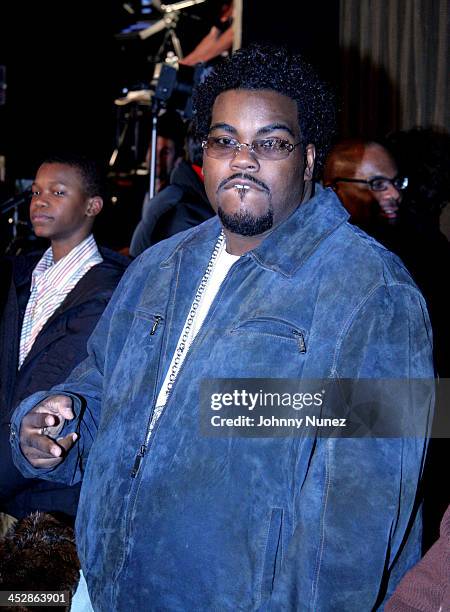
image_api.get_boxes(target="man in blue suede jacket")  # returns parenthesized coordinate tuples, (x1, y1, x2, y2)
(11, 45, 433, 611)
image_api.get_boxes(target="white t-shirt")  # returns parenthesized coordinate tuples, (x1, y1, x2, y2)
(147, 239, 240, 437)
(156, 238, 240, 408)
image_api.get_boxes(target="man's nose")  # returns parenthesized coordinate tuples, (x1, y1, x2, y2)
(382, 183, 401, 201)
(32, 194, 49, 208)
(230, 146, 260, 172)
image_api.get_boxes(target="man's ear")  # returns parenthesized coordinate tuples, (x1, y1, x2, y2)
(86, 196, 103, 218)
(303, 144, 315, 181)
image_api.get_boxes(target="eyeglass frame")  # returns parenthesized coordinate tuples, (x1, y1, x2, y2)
(331, 175, 409, 192)
(201, 136, 303, 160)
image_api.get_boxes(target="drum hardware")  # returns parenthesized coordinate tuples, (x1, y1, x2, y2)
(111, 0, 209, 196)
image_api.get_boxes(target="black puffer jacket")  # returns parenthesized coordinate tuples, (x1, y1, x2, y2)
(0, 247, 129, 520)
(130, 160, 215, 257)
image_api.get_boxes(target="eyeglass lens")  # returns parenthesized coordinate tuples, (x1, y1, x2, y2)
(203, 137, 294, 160)
(370, 177, 408, 191)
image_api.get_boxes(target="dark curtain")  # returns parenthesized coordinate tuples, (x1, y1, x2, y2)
(339, 0, 449, 138)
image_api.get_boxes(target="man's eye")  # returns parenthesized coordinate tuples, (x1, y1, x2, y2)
(214, 137, 237, 148)
(257, 138, 288, 150)
(53, 191, 65, 196)
(31, 191, 40, 197)
(261, 139, 278, 149)
(370, 180, 387, 191)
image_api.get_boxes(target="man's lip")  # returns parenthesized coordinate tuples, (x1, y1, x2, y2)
(223, 179, 266, 191)
(380, 203, 399, 218)
(31, 214, 53, 222)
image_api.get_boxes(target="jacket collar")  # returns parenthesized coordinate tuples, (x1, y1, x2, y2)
(160, 186, 349, 277)
(249, 186, 350, 277)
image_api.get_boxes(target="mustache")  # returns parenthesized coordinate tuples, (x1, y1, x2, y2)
(217, 173, 270, 193)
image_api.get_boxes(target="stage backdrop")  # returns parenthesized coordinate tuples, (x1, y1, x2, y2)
(241, 0, 448, 139)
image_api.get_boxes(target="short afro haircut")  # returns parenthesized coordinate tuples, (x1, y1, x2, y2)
(38, 153, 106, 200)
(192, 44, 337, 175)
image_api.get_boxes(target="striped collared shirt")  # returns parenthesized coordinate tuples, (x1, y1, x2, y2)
(18, 234, 103, 369)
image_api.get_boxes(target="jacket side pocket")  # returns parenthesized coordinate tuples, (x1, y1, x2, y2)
(261, 507, 284, 601)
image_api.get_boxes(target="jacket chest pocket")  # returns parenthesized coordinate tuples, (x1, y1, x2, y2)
(228, 318, 308, 377)
(119, 310, 164, 351)
(106, 311, 164, 407)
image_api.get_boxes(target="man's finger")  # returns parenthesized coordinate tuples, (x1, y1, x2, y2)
(22, 411, 61, 430)
(34, 395, 75, 420)
(57, 432, 78, 454)
(26, 431, 77, 456)
(25, 445, 60, 460)
(22, 432, 77, 467)
(23, 433, 63, 457)
(26, 456, 65, 469)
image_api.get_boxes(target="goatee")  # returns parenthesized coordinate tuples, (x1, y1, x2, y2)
(218, 207, 274, 236)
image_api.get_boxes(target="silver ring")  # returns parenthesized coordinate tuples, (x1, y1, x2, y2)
(40, 427, 48, 436)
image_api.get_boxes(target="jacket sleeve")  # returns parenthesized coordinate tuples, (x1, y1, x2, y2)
(9, 267, 134, 486)
(150, 199, 214, 246)
(267, 283, 434, 611)
(129, 186, 182, 257)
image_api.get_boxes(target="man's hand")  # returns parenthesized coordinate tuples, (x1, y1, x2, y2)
(19, 395, 78, 468)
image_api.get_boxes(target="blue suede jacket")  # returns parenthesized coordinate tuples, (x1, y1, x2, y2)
(11, 188, 434, 611)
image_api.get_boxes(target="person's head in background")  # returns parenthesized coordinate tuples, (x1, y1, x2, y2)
(146, 110, 186, 192)
(185, 124, 205, 170)
(323, 139, 407, 231)
(214, 0, 233, 25)
(384, 128, 450, 227)
(30, 154, 104, 261)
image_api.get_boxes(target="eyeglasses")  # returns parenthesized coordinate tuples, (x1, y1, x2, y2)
(202, 136, 302, 160)
(332, 176, 409, 192)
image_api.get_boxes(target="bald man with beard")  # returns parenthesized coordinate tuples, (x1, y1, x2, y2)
(323, 139, 407, 233)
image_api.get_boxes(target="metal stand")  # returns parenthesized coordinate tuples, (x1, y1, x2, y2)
(0, 189, 31, 216)
(111, 0, 208, 196)
(149, 110, 159, 198)
(0, 189, 32, 255)
(109, 112, 130, 169)
(139, 0, 208, 54)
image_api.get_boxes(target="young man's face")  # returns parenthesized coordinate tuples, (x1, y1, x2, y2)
(30, 163, 98, 246)
(202, 89, 315, 240)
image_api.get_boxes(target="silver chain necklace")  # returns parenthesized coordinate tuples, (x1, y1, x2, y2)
(166, 231, 225, 397)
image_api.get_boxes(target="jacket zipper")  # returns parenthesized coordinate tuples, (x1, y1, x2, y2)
(292, 329, 306, 353)
(129, 257, 244, 478)
(112, 311, 166, 588)
(117, 255, 242, 590)
(150, 315, 162, 335)
(129, 314, 164, 477)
